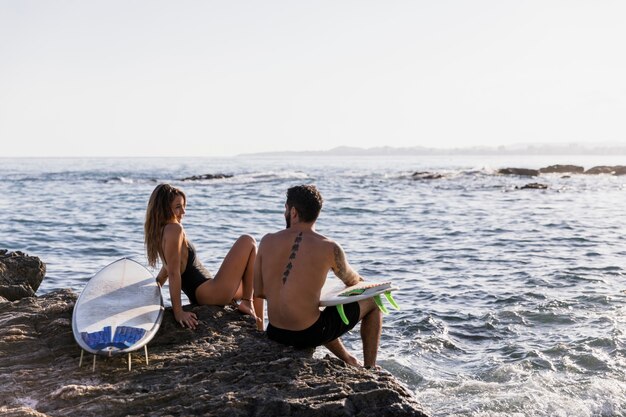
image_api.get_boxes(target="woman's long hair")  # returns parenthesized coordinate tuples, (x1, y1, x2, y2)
(144, 184, 186, 268)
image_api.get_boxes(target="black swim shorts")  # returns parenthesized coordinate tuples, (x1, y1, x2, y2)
(266, 302, 360, 348)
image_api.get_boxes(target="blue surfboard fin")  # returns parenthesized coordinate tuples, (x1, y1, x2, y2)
(81, 326, 146, 351)
(81, 326, 112, 350)
(113, 326, 146, 349)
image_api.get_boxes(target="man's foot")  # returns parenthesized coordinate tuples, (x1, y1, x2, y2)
(342, 354, 362, 367)
(325, 339, 362, 367)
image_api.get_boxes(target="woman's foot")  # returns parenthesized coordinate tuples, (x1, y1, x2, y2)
(238, 298, 262, 323)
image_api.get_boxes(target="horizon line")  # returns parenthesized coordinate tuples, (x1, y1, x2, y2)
(2, 142, 626, 158)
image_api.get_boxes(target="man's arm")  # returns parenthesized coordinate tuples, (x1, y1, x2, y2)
(331, 242, 364, 287)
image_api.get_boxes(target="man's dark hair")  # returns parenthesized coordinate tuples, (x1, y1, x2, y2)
(286, 184, 323, 223)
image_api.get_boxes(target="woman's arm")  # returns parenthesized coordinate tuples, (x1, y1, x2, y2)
(162, 223, 198, 328)
(156, 266, 168, 287)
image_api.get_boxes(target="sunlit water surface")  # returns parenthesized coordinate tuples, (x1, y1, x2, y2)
(1, 155, 625, 417)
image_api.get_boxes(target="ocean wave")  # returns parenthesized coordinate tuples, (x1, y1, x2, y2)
(4, 156, 626, 417)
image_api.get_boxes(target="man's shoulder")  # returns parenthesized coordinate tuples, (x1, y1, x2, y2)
(312, 232, 336, 246)
(258, 231, 281, 249)
(259, 230, 335, 246)
(259, 230, 280, 241)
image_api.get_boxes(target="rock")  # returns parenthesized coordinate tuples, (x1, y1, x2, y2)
(411, 172, 443, 180)
(585, 165, 626, 175)
(538, 164, 584, 174)
(584, 166, 614, 175)
(516, 183, 548, 190)
(497, 168, 539, 177)
(0, 290, 429, 417)
(0, 250, 46, 301)
(180, 173, 234, 181)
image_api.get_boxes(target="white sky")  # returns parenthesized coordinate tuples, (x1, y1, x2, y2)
(1, 1, 625, 157)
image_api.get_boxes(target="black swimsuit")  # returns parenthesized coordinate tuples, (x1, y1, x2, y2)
(266, 302, 360, 348)
(180, 241, 212, 304)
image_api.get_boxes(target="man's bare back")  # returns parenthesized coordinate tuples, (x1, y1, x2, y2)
(254, 185, 382, 367)
(255, 227, 360, 330)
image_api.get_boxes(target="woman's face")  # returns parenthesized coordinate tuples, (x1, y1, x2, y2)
(170, 195, 186, 223)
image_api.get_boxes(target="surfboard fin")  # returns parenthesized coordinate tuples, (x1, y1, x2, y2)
(384, 291, 400, 310)
(336, 304, 350, 325)
(373, 295, 389, 314)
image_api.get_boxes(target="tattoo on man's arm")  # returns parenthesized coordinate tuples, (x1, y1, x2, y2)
(334, 244, 363, 284)
(333, 244, 349, 278)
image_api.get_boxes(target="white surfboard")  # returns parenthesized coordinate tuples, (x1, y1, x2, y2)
(72, 258, 164, 368)
(320, 281, 400, 324)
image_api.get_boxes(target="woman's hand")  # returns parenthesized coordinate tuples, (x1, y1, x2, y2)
(174, 310, 198, 330)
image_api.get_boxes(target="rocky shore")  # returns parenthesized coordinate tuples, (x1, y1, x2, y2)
(0, 250, 46, 301)
(497, 164, 626, 177)
(410, 164, 626, 181)
(0, 252, 429, 417)
(180, 173, 234, 181)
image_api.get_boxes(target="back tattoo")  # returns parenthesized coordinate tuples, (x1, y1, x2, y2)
(282, 232, 303, 284)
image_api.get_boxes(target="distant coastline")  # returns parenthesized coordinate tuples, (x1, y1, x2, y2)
(242, 143, 626, 157)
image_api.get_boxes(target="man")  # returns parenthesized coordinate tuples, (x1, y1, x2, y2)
(254, 184, 382, 367)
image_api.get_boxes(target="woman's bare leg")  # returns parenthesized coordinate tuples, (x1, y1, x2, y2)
(196, 235, 258, 320)
(229, 243, 264, 329)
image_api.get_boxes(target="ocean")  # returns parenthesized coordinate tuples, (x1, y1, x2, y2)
(1, 155, 625, 417)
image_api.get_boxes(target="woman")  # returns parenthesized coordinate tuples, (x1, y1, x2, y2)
(145, 183, 262, 330)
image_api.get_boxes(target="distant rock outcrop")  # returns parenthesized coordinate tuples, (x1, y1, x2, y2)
(538, 165, 584, 174)
(584, 166, 626, 175)
(516, 183, 548, 190)
(0, 250, 46, 301)
(0, 290, 429, 417)
(180, 173, 234, 181)
(411, 172, 443, 180)
(498, 165, 626, 177)
(497, 168, 540, 177)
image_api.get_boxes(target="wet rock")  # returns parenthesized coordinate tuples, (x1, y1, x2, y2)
(516, 183, 548, 190)
(497, 168, 539, 177)
(539, 165, 584, 174)
(180, 173, 234, 181)
(584, 165, 626, 175)
(0, 250, 46, 301)
(411, 172, 443, 180)
(0, 290, 429, 417)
